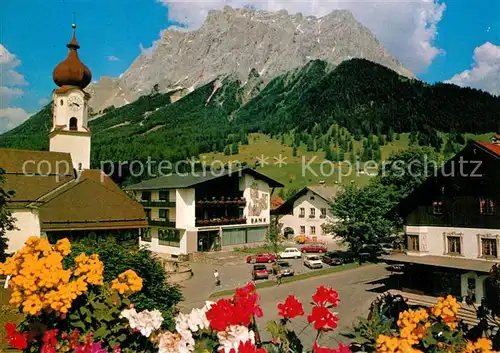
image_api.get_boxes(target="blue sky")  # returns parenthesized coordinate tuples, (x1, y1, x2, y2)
(1, 0, 499, 132)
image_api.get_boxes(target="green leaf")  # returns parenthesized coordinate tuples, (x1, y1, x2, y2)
(91, 301, 108, 311)
(94, 326, 111, 339)
(70, 320, 86, 330)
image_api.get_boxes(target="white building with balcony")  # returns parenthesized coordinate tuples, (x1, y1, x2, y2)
(272, 184, 341, 243)
(125, 167, 283, 257)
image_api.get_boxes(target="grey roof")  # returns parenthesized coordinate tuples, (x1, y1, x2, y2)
(308, 185, 342, 202)
(124, 167, 284, 190)
(272, 185, 343, 215)
(380, 253, 498, 273)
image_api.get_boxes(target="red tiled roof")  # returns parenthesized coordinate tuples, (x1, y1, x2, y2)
(270, 195, 284, 210)
(476, 141, 500, 156)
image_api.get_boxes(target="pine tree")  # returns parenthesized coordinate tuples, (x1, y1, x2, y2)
(444, 138, 455, 156)
(231, 142, 239, 155)
(325, 147, 334, 161)
(378, 134, 386, 146)
(292, 146, 297, 157)
(306, 136, 314, 152)
(349, 151, 356, 165)
(224, 145, 231, 156)
(387, 128, 394, 142)
(409, 131, 417, 144)
(395, 133, 401, 141)
(280, 135, 285, 145)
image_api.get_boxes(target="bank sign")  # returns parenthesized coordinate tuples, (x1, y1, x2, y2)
(249, 217, 268, 224)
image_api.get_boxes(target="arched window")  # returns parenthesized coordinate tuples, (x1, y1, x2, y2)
(60, 99, 64, 106)
(69, 117, 78, 131)
(78, 163, 82, 171)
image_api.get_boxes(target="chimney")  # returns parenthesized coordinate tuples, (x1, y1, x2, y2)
(491, 135, 500, 145)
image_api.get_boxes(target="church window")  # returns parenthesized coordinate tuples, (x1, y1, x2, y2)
(60, 99, 64, 106)
(69, 117, 78, 131)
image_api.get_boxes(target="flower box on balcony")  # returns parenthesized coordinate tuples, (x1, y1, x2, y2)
(238, 200, 246, 206)
(238, 218, 247, 224)
(299, 215, 305, 218)
(320, 215, 327, 219)
(309, 215, 315, 219)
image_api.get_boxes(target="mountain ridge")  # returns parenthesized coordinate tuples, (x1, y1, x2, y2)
(87, 6, 413, 113)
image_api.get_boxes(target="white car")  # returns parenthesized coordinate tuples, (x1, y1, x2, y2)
(304, 255, 323, 269)
(278, 247, 302, 259)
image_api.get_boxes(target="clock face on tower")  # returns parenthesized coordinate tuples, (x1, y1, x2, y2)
(68, 94, 84, 111)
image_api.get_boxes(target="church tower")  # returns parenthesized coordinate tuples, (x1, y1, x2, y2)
(49, 24, 92, 171)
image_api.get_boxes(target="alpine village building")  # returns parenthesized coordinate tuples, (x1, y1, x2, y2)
(383, 137, 500, 304)
(125, 168, 283, 258)
(2, 25, 147, 253)
(272, 184, 341, 242)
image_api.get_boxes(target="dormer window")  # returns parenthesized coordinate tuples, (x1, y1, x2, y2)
(480, 198, 495, 215)
(432, 201, 443, 215)
(69, 117, 78, 131)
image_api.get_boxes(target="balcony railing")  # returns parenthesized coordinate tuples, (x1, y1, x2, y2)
(148, 219, 176, 227)
(196, 197, 246, 207)
(141, 200, 176, 207)
(196, 218, 247, 227)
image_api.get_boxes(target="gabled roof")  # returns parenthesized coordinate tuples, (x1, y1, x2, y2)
(39, 177, 147, 231)
(272, 185, 342, 215)
(396, 140, 500, 217)
(0, 148, 75, 207)
(0, 148, 147, 231)
(271, 195, 284, 210)
(125, 167, 284, 190)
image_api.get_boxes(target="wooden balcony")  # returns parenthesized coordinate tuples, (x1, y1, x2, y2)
(148, 219, 176, 227)
(196, 197, 246, 207)
(141, 200, 176, 207)
(196, 218, 247, 227)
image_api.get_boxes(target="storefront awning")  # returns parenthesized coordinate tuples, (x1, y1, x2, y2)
(380, 254, 498, 273)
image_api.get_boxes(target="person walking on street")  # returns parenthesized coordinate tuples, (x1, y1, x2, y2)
(276, 269, 282, 286)
(214, 269, 220, 286)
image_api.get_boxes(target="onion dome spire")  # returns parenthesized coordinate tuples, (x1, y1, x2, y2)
(52, 23, 92, 89)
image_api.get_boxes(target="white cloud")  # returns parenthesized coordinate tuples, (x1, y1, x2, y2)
(157, 0, 446, 73)
(107, 55, 120, 62)
(0, 44, 28, 86)
(0, 86, 24, 103)
(0, 107, 30, 133)
(446, 42, 500, 96)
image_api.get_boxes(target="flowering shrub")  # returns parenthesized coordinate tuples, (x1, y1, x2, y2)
(374, 295, 500, 353)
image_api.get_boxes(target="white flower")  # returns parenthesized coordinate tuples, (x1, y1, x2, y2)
(120, 308, 164, 337)
(217, 325, 255, 352)
(158, 331, 193, 353)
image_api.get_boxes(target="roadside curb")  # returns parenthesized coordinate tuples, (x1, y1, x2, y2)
(208, 262, 376, 298)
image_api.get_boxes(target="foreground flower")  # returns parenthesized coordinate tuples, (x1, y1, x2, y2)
(158, 331, 193, 353)
(224, 339, 267, 353)
(463, 338, 496, 353)
(277, 295, 304, 319)
(74, 333, 107, 353)
(4, 322, 28, 350)
(307, 305, 339, 331)
(120, 308, 164, 337)
(313, 342, 351, 353)
(217, 325, 255, 353)
(312, 286, 340, 307)
(111, 269, 143, 296)
(376, 335, 423, 353)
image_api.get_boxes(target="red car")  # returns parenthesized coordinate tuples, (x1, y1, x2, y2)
(246, 252, 276, 263)
(300, 243, 327, 253)
(252, 264, 270, 280)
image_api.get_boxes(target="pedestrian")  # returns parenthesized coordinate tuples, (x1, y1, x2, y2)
(276, 269, 282, 286)
(214, 269, 220, 286)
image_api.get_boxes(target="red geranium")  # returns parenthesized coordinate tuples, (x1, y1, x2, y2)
(307, 306, 339, 331)
(278, 295, 304, 319)
(225, 340, 267, 353)
(313, 342, 351, 353)
(41, 329, 58, 353)
(4, 322, 28, 350)
(206, 298, 236, 331)
(312, 286, 340, 307)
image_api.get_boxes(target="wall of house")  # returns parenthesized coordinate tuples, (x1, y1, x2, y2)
(7, 209, 41, 253)
(240, 174, 271, 227)
(176, 189, 196, 229)
(460, 271, 489, 304)
(278, 190, 337, 241)
(406, 225, 500, 262)
(139, 227, 188, 255)
(49, 133, 91, 170)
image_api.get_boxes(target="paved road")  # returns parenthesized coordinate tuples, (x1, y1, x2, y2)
(177, 263, 390, 350)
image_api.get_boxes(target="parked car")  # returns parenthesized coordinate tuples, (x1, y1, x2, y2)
(271, 261, 295, 276)
(300, 243, 327, 253)
(278, 248, 302, 259)
(304, 254, 323, 269)
(246, 252, 276, 264)
(321, 252, 344, 266)
(252, 264, 270, 280)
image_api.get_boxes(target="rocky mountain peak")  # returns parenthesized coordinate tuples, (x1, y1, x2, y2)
(87, 6, 413, 113)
